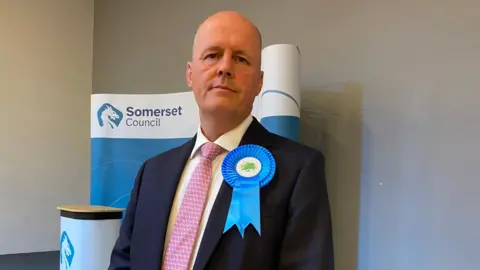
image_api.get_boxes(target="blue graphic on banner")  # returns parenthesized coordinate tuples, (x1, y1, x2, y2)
(90, 118, 299, 210)
(60, 231, 74, 269)
(90, 138, 190, 208)
(97, 103, 123, 129)
(261, 115, 300, 142)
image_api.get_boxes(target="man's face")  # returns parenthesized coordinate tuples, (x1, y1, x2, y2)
(186, 18, 263, 117)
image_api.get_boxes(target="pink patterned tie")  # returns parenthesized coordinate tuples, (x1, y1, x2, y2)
(163, 142, 224, 270)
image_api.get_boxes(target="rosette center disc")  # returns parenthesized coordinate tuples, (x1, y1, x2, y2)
(235, 157, 262, 178)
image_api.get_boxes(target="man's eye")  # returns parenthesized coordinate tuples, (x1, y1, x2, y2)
(234, 56, 248, 63)
(205, 54, 217, 59)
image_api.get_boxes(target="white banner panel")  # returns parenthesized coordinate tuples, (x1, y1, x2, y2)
(90, 91, 199, 208)
(91, 92, 199, 139)
(258, 44, 301, 141)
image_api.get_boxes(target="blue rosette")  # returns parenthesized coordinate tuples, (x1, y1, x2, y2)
(221, 144, 276, 238)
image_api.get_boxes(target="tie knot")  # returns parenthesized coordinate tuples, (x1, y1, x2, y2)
(200, 142, 224, 161)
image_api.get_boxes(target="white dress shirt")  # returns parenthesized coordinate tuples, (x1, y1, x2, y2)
(163, 115, 253, 269)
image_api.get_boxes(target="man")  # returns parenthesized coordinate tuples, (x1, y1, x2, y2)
(108, 10, 334, 270)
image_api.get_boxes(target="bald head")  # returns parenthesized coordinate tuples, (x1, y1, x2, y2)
(185, 10, 264, 140)
(192, 11, 262, 61)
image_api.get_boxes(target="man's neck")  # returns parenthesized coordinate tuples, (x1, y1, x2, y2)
(199, 113, 248, 142)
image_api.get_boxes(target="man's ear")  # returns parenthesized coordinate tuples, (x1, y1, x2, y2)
(186, 62, 193, 88)
(256, 71, 264, 96)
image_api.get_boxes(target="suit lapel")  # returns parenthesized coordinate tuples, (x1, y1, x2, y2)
(193, 117, 273, 270)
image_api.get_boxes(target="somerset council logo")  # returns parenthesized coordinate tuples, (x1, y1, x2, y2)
(60, 231, 74, 269)
(97, 103, 123, 129)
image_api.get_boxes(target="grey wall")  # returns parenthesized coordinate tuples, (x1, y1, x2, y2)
(0, 0, 93, 254)
(93, 1, 480, 270)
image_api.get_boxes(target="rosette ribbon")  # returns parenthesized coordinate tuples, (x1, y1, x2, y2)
(221, 144, 276, 238)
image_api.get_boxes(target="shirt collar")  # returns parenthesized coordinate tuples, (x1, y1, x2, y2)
(190, 115, 253, 159)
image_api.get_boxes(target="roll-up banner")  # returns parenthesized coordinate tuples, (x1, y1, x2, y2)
(90, 44, 301, 209)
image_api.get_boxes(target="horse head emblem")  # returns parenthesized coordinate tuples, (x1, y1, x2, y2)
(60, 231, 74, 269)
(98, 103, 123, 129)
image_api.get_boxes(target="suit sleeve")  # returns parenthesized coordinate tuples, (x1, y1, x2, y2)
(278, 152, 334, 270)
(108, 161, 147, 270)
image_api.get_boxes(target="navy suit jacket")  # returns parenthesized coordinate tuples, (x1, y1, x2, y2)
(108, 117, 334, 270)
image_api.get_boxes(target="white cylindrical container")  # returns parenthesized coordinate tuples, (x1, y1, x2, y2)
(258, 44, 301, 142)
(57, 205, 124, 270)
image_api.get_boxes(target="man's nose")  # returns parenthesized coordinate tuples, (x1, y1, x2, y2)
(217, 56, 233, 78)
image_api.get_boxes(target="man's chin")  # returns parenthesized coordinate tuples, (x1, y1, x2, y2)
(203, 101, 236, 113)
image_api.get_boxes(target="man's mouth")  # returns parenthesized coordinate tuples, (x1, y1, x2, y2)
(211, 85, 235, 92)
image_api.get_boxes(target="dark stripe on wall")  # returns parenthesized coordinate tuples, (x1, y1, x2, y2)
(0, 251, 58, 270)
